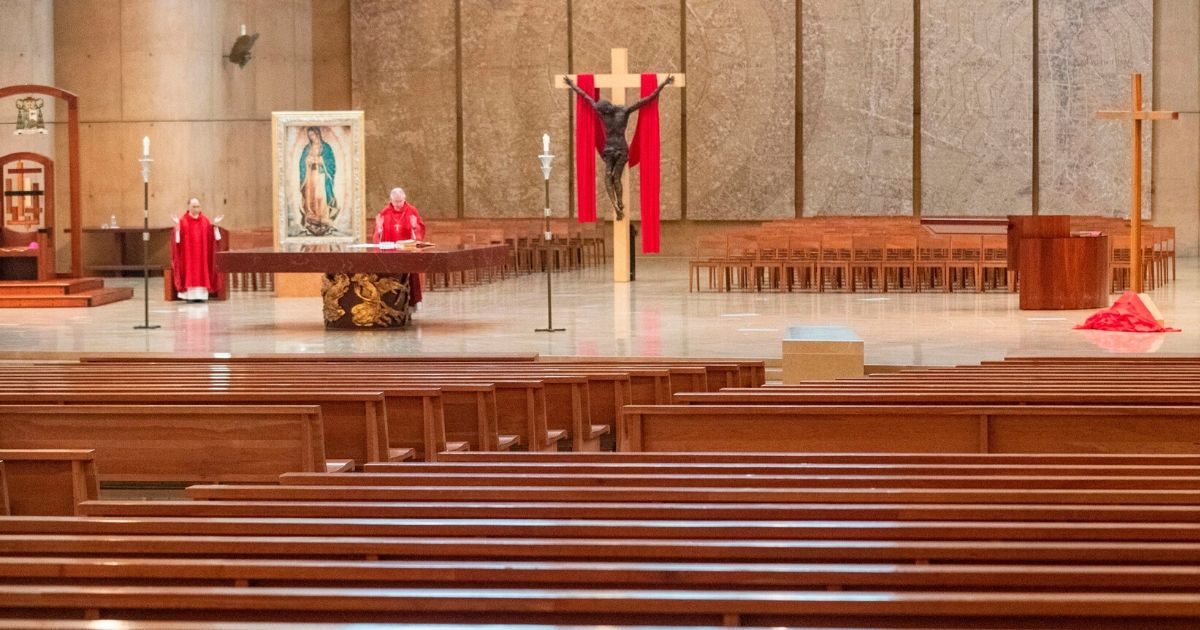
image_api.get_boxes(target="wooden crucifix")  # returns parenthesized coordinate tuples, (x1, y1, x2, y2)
(1097, 73, 1177, 294)
(555, 48, 684, 283)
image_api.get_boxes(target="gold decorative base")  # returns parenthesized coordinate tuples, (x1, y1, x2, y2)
(322, 273, 413, 329)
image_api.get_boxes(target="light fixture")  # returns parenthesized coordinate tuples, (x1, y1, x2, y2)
(225, 24, 260, 69)
(14, 96, 46, 135)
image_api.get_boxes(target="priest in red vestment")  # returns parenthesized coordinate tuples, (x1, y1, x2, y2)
(171, 197, 223, 302)
(373, 187, 426, 305)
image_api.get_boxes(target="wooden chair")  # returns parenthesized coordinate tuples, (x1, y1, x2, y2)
(849, 234, 885, 292)
(0, 228, 53, 281)
(980, 234, 1011, 292)
(720, 233, 756, 291)
(816, 233, 852, 292)
(783, 234, 820, 292)
(749, 233, 788, 291)
(882, 232, 917, 292)
(688, 235, 725, 292)
(1111, 234, 1131, 292)
(948, 234, 983, 292)
(915, 232, 950, 292)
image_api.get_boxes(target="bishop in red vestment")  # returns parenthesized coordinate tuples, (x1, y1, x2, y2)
(171, 198, 223, 302)
(373, 187, 426, 305)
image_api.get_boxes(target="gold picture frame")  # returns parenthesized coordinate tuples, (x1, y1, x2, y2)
(271, 111, 366, 246)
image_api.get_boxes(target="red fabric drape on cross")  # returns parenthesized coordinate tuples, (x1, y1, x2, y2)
(628, 73, 661, 254)
(573, 74, 604, 223)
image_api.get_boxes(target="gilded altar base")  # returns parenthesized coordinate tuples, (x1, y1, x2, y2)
(321, 273, 412, 329)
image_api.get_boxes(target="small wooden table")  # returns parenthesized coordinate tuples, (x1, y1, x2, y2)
(217, 244, 509, 329)
(75, 226, 173, 276)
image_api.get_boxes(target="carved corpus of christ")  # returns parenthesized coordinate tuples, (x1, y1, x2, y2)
(563, 74, 674, 221)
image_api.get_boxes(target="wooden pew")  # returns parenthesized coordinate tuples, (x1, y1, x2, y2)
(1, 366, 575, 455)
(0, 404, 332, 483)
(276, 470, 1200, 490)
(1, 365, 608, 455)
(15, 514, 1200, 541)
(431, 451, 1200, 465)
(0, 462, 7, 516)
(0, 583, 1197, 627)
(7, 357, 751, 453)
(618, 404, 1200, 454)
(81, 498, 1200, 522)
(0, 449, 97, 515)
(0, 622, 883, 630)
(5, 530, 1200, 563)
(180, 482, 1200, 505)
(0, 390, 394, 466)
(677, 389, 1200, 405)
(364, 460, 1200, 477)
(3, 556, 1200, 592)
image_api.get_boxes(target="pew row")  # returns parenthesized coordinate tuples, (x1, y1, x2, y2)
(5, 555, 1200, 592)
(0, 391, 397, 467)
(0, 449, 97, 515)
(1, 583, 1197, 628)
(618, 405, 1200, 454)
(0, 404, 336, 483)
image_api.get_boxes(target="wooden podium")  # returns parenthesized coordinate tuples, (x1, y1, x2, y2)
(1008, 216, 1110, 310)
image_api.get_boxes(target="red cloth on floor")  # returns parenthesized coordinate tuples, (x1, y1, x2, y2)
(574, 74, 604, 223)
(171, 212, 223, 295)
(628, 73, 661, 254)
(1075, 292, 1179, 333)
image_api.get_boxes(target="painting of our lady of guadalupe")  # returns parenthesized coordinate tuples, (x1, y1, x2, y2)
(272, 111, 365, 246)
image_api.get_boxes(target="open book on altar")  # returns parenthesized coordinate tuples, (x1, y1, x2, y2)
(345, 240, 435, 251)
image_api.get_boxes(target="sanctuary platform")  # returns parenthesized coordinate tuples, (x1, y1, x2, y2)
(0, 257, 1197, 366)
(0, 278, 132, 308)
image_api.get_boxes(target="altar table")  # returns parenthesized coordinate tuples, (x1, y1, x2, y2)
(217, 244, 508, 329)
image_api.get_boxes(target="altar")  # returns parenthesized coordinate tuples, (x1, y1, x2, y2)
(217, 244, 508, 328)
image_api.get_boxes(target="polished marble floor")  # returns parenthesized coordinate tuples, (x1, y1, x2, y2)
(2, 257, 1198, 366)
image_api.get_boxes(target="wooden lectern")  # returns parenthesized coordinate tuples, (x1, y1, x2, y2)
(1008, 216, 1110, 310)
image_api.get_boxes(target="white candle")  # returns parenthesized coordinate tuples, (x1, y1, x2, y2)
(240, 24, 247, 36)
(142, 136, 150, 157)
(542, 133, 550, 154)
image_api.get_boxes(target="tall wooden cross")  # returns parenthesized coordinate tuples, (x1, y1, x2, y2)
(555, 48, 684, 283)
(1097, 73, 1177, 294)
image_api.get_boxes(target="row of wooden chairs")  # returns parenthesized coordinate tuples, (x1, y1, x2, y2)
(691, 223, 1176, 294)
(1110, 226, 1176, 292)
(690, 229, 1013, 293)
(423, 219, 606, 290)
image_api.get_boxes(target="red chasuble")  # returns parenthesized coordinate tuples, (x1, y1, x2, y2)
(373, 201, 426, 305)
(170, 212, 223, 295)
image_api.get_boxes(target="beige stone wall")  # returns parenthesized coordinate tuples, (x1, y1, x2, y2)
(2, 1, 1192, 254)
(1152, 0, 1199, 255)
(345, 1, 1200, 252)
(51, 0, 313, 232)
(803, 0, 914, 216)
(0, 0, 61, 265)
(1039, 0, 1153, 217)
(312, 0, 351, 111)
(921, 0, 1032, 217)
(461, 0, 570, 219)
(686, 0, 795, 221)
(351, 1, 457, 219)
